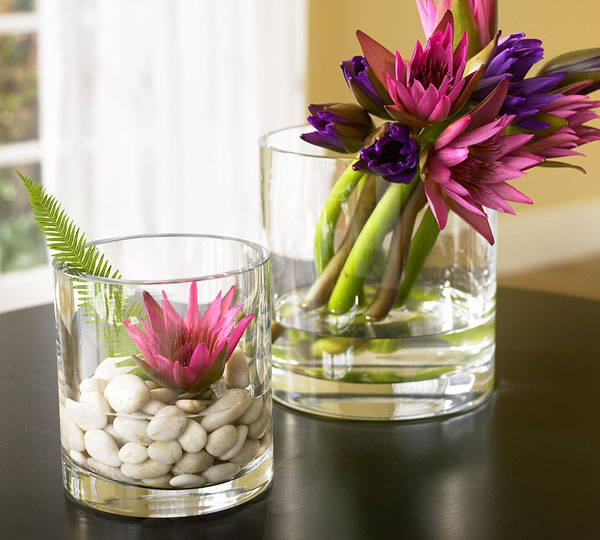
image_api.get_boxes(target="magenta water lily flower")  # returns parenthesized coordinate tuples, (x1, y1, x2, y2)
(422, 79, 542, 244)
(357, 18, 483, 128)
(416, 0, 496, 50)
(123, 282, 254, 393)
(523, 82, 600, 160)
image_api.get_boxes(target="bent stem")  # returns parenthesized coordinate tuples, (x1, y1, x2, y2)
(303, 176, 377, 309)
(395, 208, 440, 307)
(313, 160, 364, 274)
(364, 182, 427, 321)
(327, 179, 415, 314)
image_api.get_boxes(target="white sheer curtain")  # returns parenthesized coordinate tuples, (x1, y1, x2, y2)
(38, 0, 307, 243)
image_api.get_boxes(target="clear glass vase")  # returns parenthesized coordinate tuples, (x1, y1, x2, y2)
(260, 126, 495, 421)
(54, 234, 272, 517)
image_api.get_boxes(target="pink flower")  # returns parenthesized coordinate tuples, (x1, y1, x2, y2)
(357, 18, 483, 128)
(422, 79, 542, 244)
(416, 0, 496, 49)
(522, 82, 600, 160)
(124, 282, 254, 393)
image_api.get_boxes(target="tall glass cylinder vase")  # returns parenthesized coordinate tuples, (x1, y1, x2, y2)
(260, 127, 495, 421)
(54, 234, 272, 517)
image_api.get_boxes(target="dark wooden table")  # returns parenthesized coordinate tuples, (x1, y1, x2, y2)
(1, 288, 600, 539)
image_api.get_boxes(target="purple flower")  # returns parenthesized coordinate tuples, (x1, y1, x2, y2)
(301, 103, 374, 153)
(353, 123, 419, 184)
(341, 55, 392, 118)
(474, 33, 566, 129)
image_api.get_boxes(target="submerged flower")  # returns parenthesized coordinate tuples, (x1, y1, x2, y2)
(341, 55, 393, 118)
(416, 0, 496, 51)
(473, 33, 566, 130)
(422, 79, 542, 244)
(300, 103, 374, 153)
(353, 123, 419, 183)
(124, 283, 254, 393)
(539, 48, 600, 94)
(523, 82, 600, 159)
(358, 21, 483, 128)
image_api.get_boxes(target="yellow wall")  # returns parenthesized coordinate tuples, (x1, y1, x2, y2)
(307, 0, 600, 213)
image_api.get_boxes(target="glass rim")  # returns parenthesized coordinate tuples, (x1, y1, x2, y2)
(52, 233, 270, 286)
(259, 124, 356, 162)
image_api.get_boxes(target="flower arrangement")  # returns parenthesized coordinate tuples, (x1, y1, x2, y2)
(301, 0, 600, 321)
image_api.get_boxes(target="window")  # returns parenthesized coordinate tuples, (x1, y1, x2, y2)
(0, 1, 49, 312)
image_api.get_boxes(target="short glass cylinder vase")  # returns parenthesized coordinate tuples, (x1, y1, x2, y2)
(260, 126, 495, 421)
(54, 234, 272, 517)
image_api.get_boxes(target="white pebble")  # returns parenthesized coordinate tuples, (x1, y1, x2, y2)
(223, 348, 251, 388)
(80, 377, 108, 395)
(171, 450, 214, 475)
(229, 439, 260, 464)
(104, 374, 151, 414)
(238, 397, 263, 424)
(259, 430, 272, 454)
(175, 399, 206, 414)
(170, 474, 205, 488)
(118, 442, 148, 464)
(205, 425, 238, 458)
(65, 398, 107, 431)
(103, 423, 128, 447)
(142, 473, 172, 488)
(148, 440, 183, 464)
(203, 463, 240, 484)
(69, 449, 88, 466)
(200, 389, 252, 432)
(247, 404, 270, 439)
(178, 420, 207, 453)
(88, 458, 134, 483)
(121, 459, 171, 480)
(145, 380, 158, 390)
(150, 388, 178, 403)
(84, 429, 122, 467)
(94, 357, 131, 381)
(79, 391, 112, 413)
(65, 419, 85, 452)
(113, 416, 152, 446)
(142, 399, 166, 415)
(219, 425, 249, 461)
(147, 406, 187, 442)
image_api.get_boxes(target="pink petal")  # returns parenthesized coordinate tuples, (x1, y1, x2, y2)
(428, 95, 451, 123)
(220, 286, 236, 316)
(437, 147, 469, 167)
(424, 179, 448, 230)
(443, 188, 487, 217)
(184, 281, 200, 332)
(492, 182, 533, 205)
(188, 342, 211, 373)
(427, 158, 452, 183)
(161, 290, 183, 327)
(226, 314, 254, 359)
(416, 84, 440, 119)
(434, 115, 471, 150)
(199, 291, 223, 335)
(447, 198, 495, 245)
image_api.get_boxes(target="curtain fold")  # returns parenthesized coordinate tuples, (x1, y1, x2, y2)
(38, 0, 306, 243)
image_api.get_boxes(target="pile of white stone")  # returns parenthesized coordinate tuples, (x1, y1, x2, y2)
(59, 350, 271, 489)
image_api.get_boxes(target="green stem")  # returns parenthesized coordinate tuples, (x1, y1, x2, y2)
(394, 208, 440, 307)
(327, 180, 414, 314)
(304, 176, 376, 309)
(364, 182, 426, 321)
(314, 160, 364, 274)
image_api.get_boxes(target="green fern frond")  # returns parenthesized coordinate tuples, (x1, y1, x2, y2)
(17, 170, 120, 279)
(18, 170, 144, 358)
